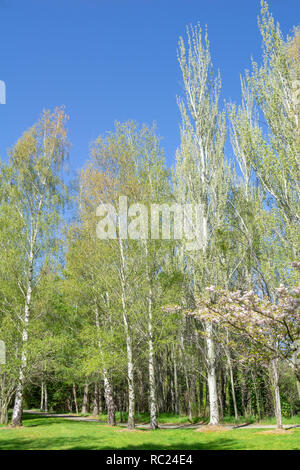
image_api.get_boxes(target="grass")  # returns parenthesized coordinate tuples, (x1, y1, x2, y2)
(258, 415, 300, 425)
(97, 411, 194, 425)
(95, 411, 300, 426)
(0, 413, 300, 450)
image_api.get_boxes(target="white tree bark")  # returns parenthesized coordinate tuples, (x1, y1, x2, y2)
(228, 359, 238, 421)
(271, 358, 283, 429)
(81, 383, 89, 414)
(40, 381, 44, 412)
(145, 242, 158, 429)
(11, 272, 32, 427)
(205, 321, 219, 425)
(180, 333, 192, 421)
(148, 313, 158, 429)
(224, 334, 238, 421)
(92, 382, 99, 417)
(11, 183, 46, 427)
(94, 304, 116, 425)
(44, 382, 48, 413)
(173, 347, 179, 415)
(73, 383, 79, 415)
(119, 239, 135, 429)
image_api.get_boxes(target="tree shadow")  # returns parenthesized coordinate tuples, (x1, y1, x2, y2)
(19, 414, 106, 428)
(0, 434, 237, 450)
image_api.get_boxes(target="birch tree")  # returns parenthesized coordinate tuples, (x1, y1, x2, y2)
(6, 108, 68, 426)
(175, 23, 228, 425)
(229, 1, 299, 262)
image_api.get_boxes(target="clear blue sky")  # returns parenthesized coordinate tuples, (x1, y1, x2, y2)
(0, 0, 299, 174)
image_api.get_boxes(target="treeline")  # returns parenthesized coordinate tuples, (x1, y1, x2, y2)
(0, 1, 299, 429)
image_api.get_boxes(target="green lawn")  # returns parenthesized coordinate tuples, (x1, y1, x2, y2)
(96, 411, 300, 426)
(97, 411, 195, 425)
(0, 414, 300, 450)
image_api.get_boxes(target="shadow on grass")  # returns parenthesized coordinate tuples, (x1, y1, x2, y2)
(16, 414, 106, 428)
(0, 435, 236, 450)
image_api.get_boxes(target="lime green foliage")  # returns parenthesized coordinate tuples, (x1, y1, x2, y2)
(0, 414, 300, 450)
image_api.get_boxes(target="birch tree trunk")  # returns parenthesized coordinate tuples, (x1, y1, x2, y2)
(180, 334, 192, 421)
(148, 332, 158, 429)
(225, 337, 238, 421)
(92, 383, 99, 416)
(145, 242, 158, 429)
(271, 359, 283, 429)
(94, 304, 116, 425)
(228, 360, 238, 421)
(11, 176, 47, 426)
(73, 383, 79, 415)
(119, 239, 135, 429)
(81, 383, 89, 414)
(122, 308, 135, 429)
(205, 321, 219, 425)
(251, 370, 261, 420)
(296, 380, 300, 401)
(0, 403, 8, 425)
(11, 268, 32, 427)
(0, 376, 9, 425)
(173, 347, 179, 415)
(44, 383, 48, 412)
(40, 381, 44, 412)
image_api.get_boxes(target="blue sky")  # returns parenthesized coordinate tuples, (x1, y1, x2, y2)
(0, 0, 299, 175)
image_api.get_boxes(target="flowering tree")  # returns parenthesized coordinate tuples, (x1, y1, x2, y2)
(186, 263, 300, 428)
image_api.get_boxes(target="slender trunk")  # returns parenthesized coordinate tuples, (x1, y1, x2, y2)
(0, 408, 8, 425)
(226, 352, 238, 421)
(251, 370, 261, 420)
(198, 374, 203, 417)
(218, 370, 224, 420)
(98, 384, 103, 414)
(271, 359, 283, 429)
(11, 188, 45, 427)
(173, 347, 179, 415)
(145, 242, 158, 429)
(103, 374, 116, 425)
(296, 379, 300, 400)
(94, 304, 116, 425)
(205, 321, 219, 425)
(123, 309, 135, 429)
(0, 396, 8, 425)
(81, 383, 89, 414)
(40, 381, 44, 412)
(67, 394, 72, 413)
(11, 280, 32, 427)
(180, 334, 192, 421)
(92, 383, 99, 417)
(119, 394, 123, 423)
(73, 383, 79, 415)
(44, 382, 48, 412)
(148, 338, 158, 429)
(119, 239, 135, 429)
(292, 345, 300, 400)
(190, 371, 197, 419)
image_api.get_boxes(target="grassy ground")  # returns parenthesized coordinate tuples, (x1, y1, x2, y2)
(0, 414, 300, 450)
(97, 411, 195, 425)
(96, 411, 300, 426)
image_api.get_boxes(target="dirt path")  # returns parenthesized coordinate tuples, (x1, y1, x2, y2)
(23, 411, 300, 430)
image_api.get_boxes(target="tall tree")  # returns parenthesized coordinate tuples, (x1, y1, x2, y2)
(7, 108, 68, 426)
(175, 23, 228, 425)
